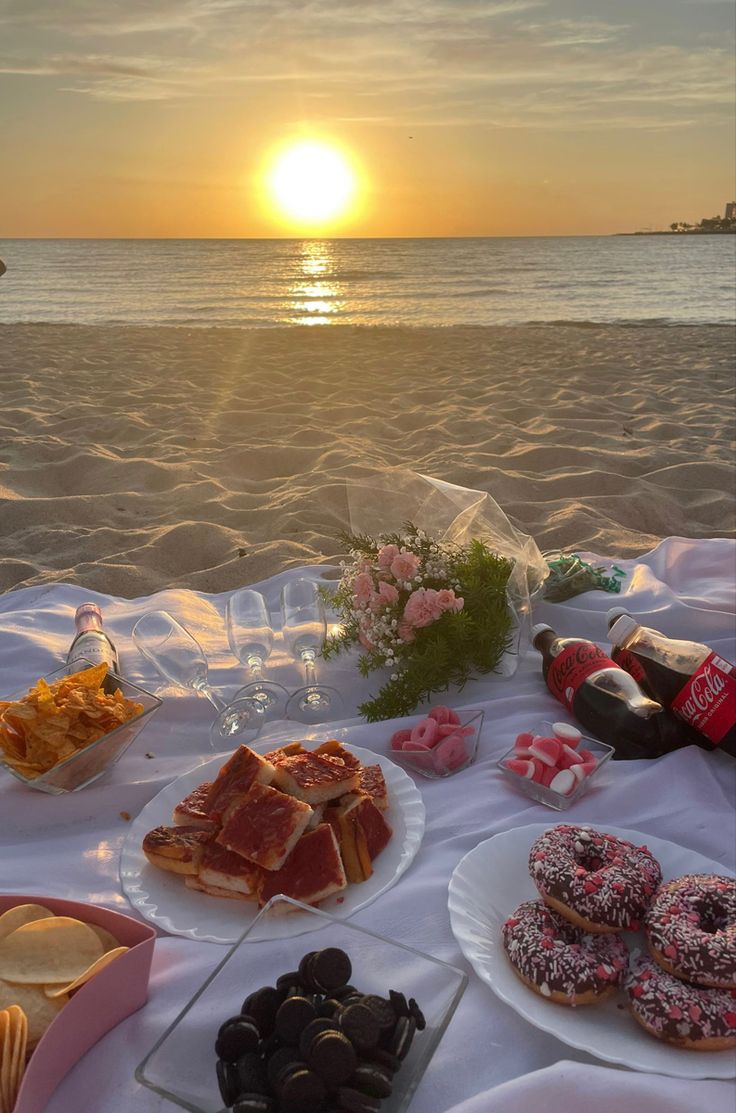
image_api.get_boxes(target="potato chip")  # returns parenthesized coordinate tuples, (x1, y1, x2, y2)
(88, 924, 121, 952)
(43, 946, 128, 998)
(7, 1005, 27, 1113)
(0, 905, 54, 944)
(0, 981, 66, 1051)
(0, 664, 143, 779)
(0, 1008, 9, 1113)
(0, 917, 103, 985)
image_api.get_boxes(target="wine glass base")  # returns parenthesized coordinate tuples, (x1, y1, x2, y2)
(231, 680, 288, 722)
(286, 685, 345, 726)
(209, 696, 269, 751)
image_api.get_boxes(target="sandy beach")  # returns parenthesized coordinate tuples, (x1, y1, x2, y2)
(1, 323, 734, 597)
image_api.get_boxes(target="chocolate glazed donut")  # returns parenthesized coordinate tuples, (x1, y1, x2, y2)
(646, 874, 736, 988)
(528, 825, 662, 933)
(625, 952, 736, 1051)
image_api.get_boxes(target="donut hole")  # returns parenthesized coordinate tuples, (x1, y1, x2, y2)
(697, 898, 731, 934)
(572, 848, 605, 873)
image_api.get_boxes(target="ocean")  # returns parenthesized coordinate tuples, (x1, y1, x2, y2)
(0, 236, 733, 327)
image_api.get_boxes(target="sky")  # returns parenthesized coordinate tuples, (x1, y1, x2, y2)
(0, 0, 734, 237)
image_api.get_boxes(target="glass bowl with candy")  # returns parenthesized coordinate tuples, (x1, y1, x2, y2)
(496, 720, 614, 810)
(136, 895, 468, 1113)
(388, 706, 484, 778)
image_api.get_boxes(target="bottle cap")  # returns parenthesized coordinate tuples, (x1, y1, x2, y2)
(530, 622, 553, 644)
(608, 614, 638, 647)
(606, 606, 630, 627)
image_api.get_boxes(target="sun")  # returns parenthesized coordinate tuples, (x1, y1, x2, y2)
(265, 140, 358, 228)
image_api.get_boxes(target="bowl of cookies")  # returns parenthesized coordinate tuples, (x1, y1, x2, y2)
(136, 896, 467, 1113)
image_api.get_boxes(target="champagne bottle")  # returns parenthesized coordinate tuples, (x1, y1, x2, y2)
(67, 603, 120, 674)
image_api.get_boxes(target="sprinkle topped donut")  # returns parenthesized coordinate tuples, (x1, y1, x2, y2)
(528, 824, 662, 933)
(646, 874, 736, 989)
(625, 952, 736, 1050)
(503, 898, 628, 1006)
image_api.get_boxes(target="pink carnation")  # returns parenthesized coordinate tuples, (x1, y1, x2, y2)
(377, 544, 400, 571)
(369, 580, 399, 611)
(403, 587, 444, 629)
(353, 571, 374, 608)
(390, 549, 420, 583)
(436, 588, 464, 613)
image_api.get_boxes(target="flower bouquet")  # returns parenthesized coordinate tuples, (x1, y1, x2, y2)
(323, 523, 516, 721)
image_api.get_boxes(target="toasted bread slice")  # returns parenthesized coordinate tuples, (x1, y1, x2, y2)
(142, 825, 211, 876)
(185, 876, 250, 901)
(259, 823, 347, 907)
(271, 752, 361, 805)
(203, 745, 276, 823)
(198, 840, 263, 897)
(217, 782, 313, 871)
(358, 764, 389, 810)
(172, 782, 217, 830)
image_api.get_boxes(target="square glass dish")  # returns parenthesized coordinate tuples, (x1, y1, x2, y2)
(390, 710, 484, 779)
(496, 720, 614, 811)
(0, 660, 161, 794)
(136, 895, 468, 1113)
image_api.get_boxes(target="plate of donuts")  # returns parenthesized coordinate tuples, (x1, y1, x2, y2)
(448, 823, 735, 1078)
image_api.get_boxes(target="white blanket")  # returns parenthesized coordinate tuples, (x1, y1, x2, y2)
(0, 536, 734, 1112)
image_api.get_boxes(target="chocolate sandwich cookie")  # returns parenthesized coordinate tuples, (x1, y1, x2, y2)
(279, 1066, 326, 1113)
(237, 1051, 269, 1096)
(317, 997, 343, 1018)
(408, 998, 426, 1031)
(242, 986, 284, 1035)
(299, 1017, 339, 1059)
(390, 1015, 416, 1060)
(216, 1017, 260, 1061)
(339, 1003, 380, 1052)
(361, 996, 396, 1032)
(306, 1029, 357, 1087)
(349, 1063, 393, 1099)
(276, 970, 303, 993)
(311, 947, 353, 993)
(275, 995, 317, 1044)
(388, 990, 409, 1019)
(266, 1047, 304, 1091)
(336, 1086, 381, 1113)
(332, 983, 358, 1001)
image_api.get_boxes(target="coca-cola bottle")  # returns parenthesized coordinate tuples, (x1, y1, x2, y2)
(606, 607, 657, 699)
(531, 623, 687, 759)
(67, 603, 120, 674)
(608, 615, 736, 758)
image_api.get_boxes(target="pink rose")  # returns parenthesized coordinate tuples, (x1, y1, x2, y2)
(403, 587, 443, 629)
(390, 549, 420, 583)
(353, 571, 374, 608)
(369, 580, 399, 611)
(398, 620, 416, 643)
(436, 588, 464, 613)
(377, 544, 400, 571)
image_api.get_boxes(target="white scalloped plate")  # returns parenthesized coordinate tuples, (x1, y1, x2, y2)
(448, 823, 735, 1079)
(120, 736, 425, 944)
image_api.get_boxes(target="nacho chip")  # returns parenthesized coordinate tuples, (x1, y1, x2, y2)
(0, 981, 66, 1050)
(0, 905, 54, 944)
(43, 946, 128, 998)
(0, 916, 103, 985)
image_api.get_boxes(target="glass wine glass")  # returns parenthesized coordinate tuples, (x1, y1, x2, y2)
(132, 610, 269, 749)
(280, 579, 344, 724)
(225, 589, 288, 720)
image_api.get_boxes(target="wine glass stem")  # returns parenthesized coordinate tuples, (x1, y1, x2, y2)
(194, 680, 227, 713)
(247, 656, 264, 681)
(302, 652, 317, 687)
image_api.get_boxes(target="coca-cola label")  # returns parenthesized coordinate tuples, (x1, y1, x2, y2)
(671, 652, 736, 745)
(612, 646, 649, 686)
(546, 642, 617, 712)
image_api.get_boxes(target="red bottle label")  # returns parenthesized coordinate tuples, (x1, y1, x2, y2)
(671, 652, 736, 745)
(546, 642, 617, 712)
(612, 647, 649, 686)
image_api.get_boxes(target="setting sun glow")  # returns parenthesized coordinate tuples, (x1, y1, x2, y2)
(266, 141, 358, 228)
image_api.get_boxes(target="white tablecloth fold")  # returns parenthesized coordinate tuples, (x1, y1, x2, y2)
(0, 537, 734, 1112)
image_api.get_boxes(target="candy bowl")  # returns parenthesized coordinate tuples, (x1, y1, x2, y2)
(496, 720, 614, 811)
(389, 709, 484, 779)
(136, 896, 467, 1113)
(0, 659, 162, 795)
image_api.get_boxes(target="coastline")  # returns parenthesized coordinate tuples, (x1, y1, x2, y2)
(1, 322, 734, 597)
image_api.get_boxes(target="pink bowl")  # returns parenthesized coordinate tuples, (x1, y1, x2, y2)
(0, 895, 156, 1113)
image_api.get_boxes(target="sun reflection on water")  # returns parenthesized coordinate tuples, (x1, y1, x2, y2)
(289, 241, 343, 325)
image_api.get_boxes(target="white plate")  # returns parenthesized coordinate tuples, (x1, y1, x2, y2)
(120, 735, 425, 943)
(448, 823, 735, 1079)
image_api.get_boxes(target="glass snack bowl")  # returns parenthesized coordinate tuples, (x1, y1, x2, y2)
(496, 720, 614, 811)
(0, 660, 162, 795)
(390, 710, 484, 779)
(136, 895, 468, 1113)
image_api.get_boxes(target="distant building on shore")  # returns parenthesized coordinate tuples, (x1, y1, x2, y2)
(725, 202, 736, 221)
